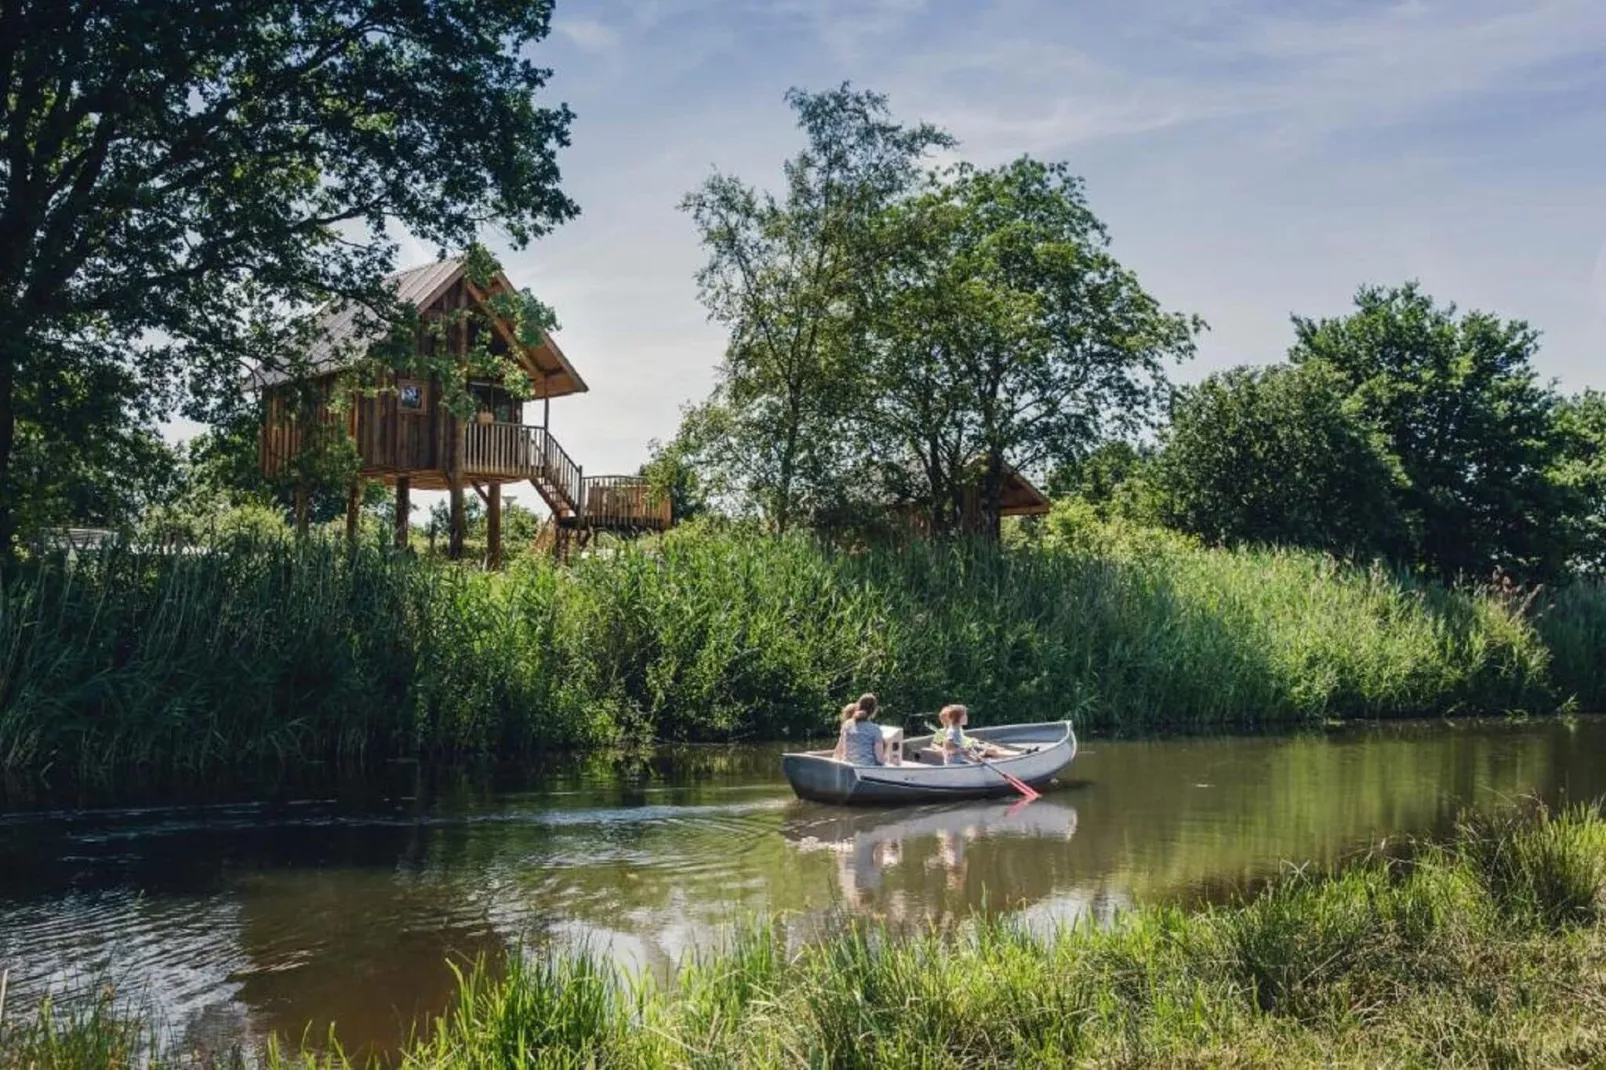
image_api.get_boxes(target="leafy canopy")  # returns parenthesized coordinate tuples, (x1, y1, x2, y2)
(677, 84, 952, 532)
(0, 0, 577, 551)
(1148, 363, 1409, 559)
(1290, 283, 1572, 580)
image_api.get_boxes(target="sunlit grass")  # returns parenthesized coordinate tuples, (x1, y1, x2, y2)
(0, 529, 1597, 774)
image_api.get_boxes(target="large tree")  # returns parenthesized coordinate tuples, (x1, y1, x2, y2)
(679, 84, 951, 533)
(0, 0, 578, 554)
(1554, 389, 1606, 576)
(1290, 284, 1571, 580)
(871, 157, 1200, 536)
(1147, 363, 1410, 558)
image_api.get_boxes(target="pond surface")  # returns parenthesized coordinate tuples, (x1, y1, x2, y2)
(2, 717, 1604, 1058)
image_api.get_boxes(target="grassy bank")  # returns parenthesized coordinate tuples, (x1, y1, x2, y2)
(6, 803, 1606, 1068)
(0, 529, 1600, 773)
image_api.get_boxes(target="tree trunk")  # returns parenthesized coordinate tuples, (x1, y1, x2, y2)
(487, 482, 502, 570)
(345, 482, 361, 544)
(979, 449, 1005, 542)
(294, 482, 309, 537)
(394, 476, 410, 550)
(0, 347, 16, 562)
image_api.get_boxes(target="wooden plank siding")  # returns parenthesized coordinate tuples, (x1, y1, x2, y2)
(258, 269, 671, 532)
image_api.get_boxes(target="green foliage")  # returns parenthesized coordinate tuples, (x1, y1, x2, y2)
(676, 87, 1198, 538)
(1290, 283, 1574, 581)
(1044, 440, 1148, 508)
(866, 157, 1200, 536)
(26, 805, 1606, 1068)
(678, 84, 952, 531)
(0, 0, 578, 555)
(1534, 579, 1606, 711)
(1553, 389, 1606, 575)
(0, 529, 1589, 775)
(1148, 363, 1410, 559)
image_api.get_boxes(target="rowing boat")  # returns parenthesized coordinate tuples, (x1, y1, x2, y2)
(780, 720, 1077, 805)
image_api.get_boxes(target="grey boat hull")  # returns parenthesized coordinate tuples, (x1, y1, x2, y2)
(781, 721, 1077, 805)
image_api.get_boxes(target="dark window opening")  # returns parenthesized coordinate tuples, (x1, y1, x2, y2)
(469, 380, 520, 424)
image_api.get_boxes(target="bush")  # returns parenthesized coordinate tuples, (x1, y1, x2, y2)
(0, 525, 1587, 774)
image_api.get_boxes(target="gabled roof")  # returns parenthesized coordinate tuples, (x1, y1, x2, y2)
(248, 257, 588, 398)
(995, 466, 1052, 516)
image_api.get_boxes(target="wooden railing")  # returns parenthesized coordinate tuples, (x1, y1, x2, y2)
(463, 423, 668, 529)
(539, 427, 584, 517)
(583, 475, 672, 530)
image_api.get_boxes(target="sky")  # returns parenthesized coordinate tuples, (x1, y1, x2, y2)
(218, 0, 1606, 502)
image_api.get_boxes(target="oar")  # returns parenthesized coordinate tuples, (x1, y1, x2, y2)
(975, 751, 1040, 801)
(918, 714, 1040, 800)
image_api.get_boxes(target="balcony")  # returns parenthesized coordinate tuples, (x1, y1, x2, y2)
(463, 421, 669, 531)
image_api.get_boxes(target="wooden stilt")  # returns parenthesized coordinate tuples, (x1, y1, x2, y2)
(394, 476, 411, 550)
(345, 482, 361, 544)
(488, 483, 503, 570)
(447, 418, 465, 560)
(294, 482, 309, 537)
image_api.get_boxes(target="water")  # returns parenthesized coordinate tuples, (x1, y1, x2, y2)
(1, 717, 1603, 1057)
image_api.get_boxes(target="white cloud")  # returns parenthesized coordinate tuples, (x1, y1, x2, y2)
(555, 18, 623, 54)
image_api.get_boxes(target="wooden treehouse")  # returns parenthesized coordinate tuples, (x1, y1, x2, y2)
(255, 257, 670, 564)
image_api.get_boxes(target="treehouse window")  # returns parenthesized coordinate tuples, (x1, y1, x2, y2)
(398, 380, 427, 413)
(469, 381, 519, 424)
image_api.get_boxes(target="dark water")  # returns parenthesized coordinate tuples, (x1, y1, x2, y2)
(2, 717, 1604, 1057)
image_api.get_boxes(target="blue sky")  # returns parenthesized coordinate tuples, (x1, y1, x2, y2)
(390, 0, 1605, 487)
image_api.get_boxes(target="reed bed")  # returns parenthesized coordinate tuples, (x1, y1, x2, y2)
(7, 803, 1606, 1068)
(0, 529, 1595, 774)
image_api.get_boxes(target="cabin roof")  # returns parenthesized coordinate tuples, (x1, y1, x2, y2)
(248, 257, 588, 398)
(996, 465, 1051, 516)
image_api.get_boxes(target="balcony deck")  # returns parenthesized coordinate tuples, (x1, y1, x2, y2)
(463, 421, 669, 531)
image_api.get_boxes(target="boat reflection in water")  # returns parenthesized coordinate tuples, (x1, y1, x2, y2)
(780, 797, 1092, 928)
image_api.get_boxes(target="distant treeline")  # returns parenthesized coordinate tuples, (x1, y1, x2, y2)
(659, 88, 1605, 585)
(2, 527, 1600, 775)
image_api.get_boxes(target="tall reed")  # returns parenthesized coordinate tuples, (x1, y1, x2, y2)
(0, 528, 1589, 774)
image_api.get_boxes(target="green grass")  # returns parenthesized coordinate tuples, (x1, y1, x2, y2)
(0, 527, 1599, 774)
(9, 803, 1606, 1068)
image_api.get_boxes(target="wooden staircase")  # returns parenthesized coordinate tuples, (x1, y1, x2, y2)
(462, 421, 670, 540)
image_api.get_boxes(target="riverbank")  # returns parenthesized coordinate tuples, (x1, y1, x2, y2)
(1, 528, 1601, 773)
(5, 802, 1605, 1068)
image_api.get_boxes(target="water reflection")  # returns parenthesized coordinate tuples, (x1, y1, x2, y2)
(784, 799, 1079, 923)
(1, 716, 1604, 1058)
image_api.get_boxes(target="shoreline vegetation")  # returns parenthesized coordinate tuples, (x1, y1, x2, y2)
(5, 802, 1606, 1068)
(1, 521, 1602, 776)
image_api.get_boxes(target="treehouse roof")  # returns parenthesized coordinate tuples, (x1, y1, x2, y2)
(248, 257, 588, 398)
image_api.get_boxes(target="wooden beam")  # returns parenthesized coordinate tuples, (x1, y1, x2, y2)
(488, 483, 503, 570)
(394, 476, 410, 550)
(471, 481, 490, 506)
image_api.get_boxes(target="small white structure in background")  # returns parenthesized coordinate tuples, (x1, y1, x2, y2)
(33, 527, 119, 564)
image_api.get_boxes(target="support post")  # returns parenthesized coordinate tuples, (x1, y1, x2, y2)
(488, 482, 503, 570)
(294, 482, 309, 537)
(542, 392, 550, 430)
(345, 482, 360, 545)
(448, 416, 465, 560)
(394, 476, 411, 550)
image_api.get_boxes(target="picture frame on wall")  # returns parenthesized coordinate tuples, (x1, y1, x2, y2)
(398, 380, 425, 413)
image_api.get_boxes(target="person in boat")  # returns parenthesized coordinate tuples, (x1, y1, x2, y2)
(834, 693, 889, 766)
(936, 704, 1019, 764)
